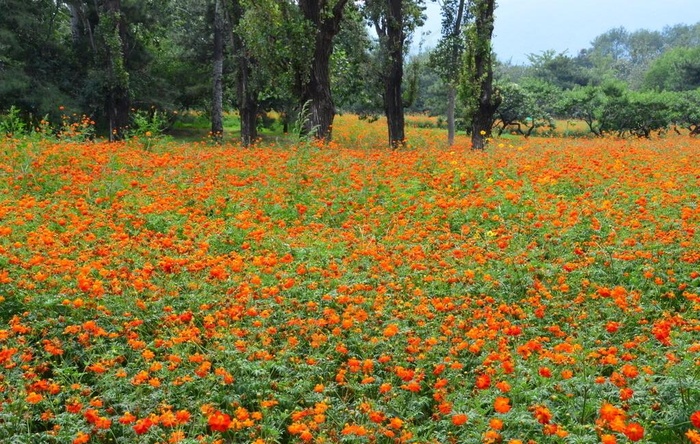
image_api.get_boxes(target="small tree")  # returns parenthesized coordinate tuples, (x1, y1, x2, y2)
(557, 85, 607, 136)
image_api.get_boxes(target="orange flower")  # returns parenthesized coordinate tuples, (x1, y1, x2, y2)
(451, 413, 468, 426)
(207, 411, 231, 432)
(388, 417, 403, 429)
(687, 429, 700, 444)
(119, 412, 137, 424)
(600, 434, 617, 444)
(691, 410, 700, 428)
(26, 392, 43, 404)
(383, 324, 399, 338)
(624, 422, 644, 441)
(532, 405, 552, 424)
(494, 397, 511, 414)
(72, 431, 90, 444)
(475, 373, 491, 389)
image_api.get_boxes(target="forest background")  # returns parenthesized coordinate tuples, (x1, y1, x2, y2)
(1, 0, 700, 147)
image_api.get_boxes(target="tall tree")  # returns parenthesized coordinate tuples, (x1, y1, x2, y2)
(297, 0, 350, 141)
(366, 0, 424, 149)
(211, 0, 225, 139)
(0, 0, 75, 121)
(429, 0, 467, 146)
(461, 0, 498, 150)
(231, 0, 258, 146)
(95, 0, 131, 140)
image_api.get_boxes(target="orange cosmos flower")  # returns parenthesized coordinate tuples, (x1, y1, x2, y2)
(475, 373, 491, 389)
(691, 410, 700, 428)
(494, 397, 511, 414)
(72, 431, 90, 444)
(26, 392, 43, 404)
(687, 429, 700, 444)
(600, 434, 617, 444)
(532, 405, 552, 424)
(383, 324, 399, 338)
(624, 422, 644, 441)
(451, 413, 468, 426)
(207, 411, 231, 432)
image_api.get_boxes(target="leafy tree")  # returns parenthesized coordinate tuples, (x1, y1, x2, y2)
(493, 79, 556, 137)
(297, 0, 351, 141)
(228, 0, 257, 145)
(600, 87, 675, 138)
(365, 0, 425, 149)
(0, 1, 76, 122)
(662, 22, 700, 48)
(460, 0, 498, 150)
(526, 50, 591, 90)
(211, 0, 226, 138)
(429, 0, 468, 146)
(239, 0, 313, 134)
(330, 4, 374, 113)
(669, 89, 700, 135)
(643, 46, 700, 92)
(557, 85, 607, 136)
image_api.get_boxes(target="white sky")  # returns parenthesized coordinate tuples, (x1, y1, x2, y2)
(415, 0, 699, 64)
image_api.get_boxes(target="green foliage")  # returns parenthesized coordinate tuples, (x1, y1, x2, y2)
(557, 86, 607, 136)
(0, 106, 28, 137)
(238, 0, 314, 105)
(671, 89, 700, 134)
(330, 4, 375, 112)
(129, 109, 170, 138)
(644, 46, 700, 91)
(526, 50, 592, 89)
(600, 88, 677, 138)
(493, 80, 557, 137)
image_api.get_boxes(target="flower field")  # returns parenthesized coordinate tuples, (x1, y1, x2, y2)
(1, 120, 699, 443)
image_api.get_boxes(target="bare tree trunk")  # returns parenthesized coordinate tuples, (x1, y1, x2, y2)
(101, 0, 129, 141)
(298, 0, 349, 142)
(230, 0, 258, 146)
(67, 3, 82, 44)
(211, 0, 224, 140)
(446, 83, 456, 146)
(385, 0, 405, 149)
(237, 53, 257, 146)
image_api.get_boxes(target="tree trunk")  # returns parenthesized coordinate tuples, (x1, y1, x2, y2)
(469, 0, 498, 150)
(67, 3, 82, 44)
(298, 0, 349, 142)
(385, 0, 405, 149)
(211, 0, 224, 140)
(101, 0, 129, 141)
(230, 0, 258, 146)
(302, 33, 335, 141)
(446, 83, 456, 146)
(237, 52, 257, 146)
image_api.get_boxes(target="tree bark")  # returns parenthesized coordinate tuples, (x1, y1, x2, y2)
(211, 0, 225, 140)
(101, 0, 130, 141)
(384, 0, 405, 149)
(446, 0, 464, 147)
(446, 83, 456, 146)
(236, 51, 257, 146)
(469, 0, 498, 150)
(298, 0, 349, 142)
(230, 0, 258, 146)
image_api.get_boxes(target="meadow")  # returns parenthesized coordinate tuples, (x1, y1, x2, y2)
(0, 115, 699, 443)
